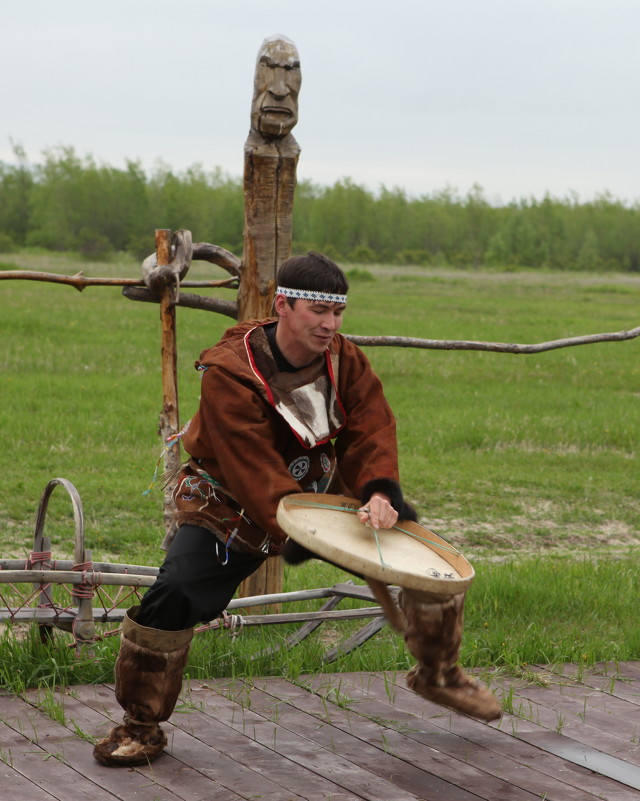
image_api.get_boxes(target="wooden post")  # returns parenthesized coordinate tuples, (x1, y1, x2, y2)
(237, 141, 299, 605)
(237, 35, 302, 603)
(156, 229, 181, 538)
(237, 141, 299, 320)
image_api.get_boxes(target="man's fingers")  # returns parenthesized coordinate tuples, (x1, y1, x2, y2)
(357, 503, 398, 529)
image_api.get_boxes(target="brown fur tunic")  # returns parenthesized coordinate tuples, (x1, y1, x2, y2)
(172, 319, 400, 555)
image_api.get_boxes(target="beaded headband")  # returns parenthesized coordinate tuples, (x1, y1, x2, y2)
(276, 286, 347, 304)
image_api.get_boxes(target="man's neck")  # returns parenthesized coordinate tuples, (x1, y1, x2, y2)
(264, 322, 299, 372)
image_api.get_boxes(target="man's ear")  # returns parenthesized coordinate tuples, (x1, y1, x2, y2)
(274, 294, 288, 317)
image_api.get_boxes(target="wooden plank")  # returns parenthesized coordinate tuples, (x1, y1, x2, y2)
(209, 677, 540, 801)
(515, 730, 640, 791)
(5, 665, 640, 801)
(239, 680, 496, 800)
(148, 724, 311, 801)
(171, 688, 379, 801)
(0, 728, 82, 801)
(17, 687, 231, 801)
(184, 679, 437, 801)
(530, 663, 640, 713)
(307, 671, 640, 801)
(0, 763, 60, 801)
(511, 673, 640, 733)
(0, 716, 62, 801)
(488, 671, 640, 793)
(32, 684, 261, 801)
(492, 672, 640, 764)
(547, 663, 640, 704)
(76, 682, 374, 801)
(0, 692, 175, 801)
(77, 682, 368, 801)
(605, 661, 640, 681)
(573, 662, 640, 685)
(263, 674, 609, 801)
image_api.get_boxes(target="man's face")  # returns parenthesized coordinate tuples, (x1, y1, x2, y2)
(275, 296, 345, 366)
(251, 36, 301, 139)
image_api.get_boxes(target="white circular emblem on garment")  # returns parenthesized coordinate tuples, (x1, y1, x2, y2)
(289, 456, 310, 480)
(320, 453, 331, 473)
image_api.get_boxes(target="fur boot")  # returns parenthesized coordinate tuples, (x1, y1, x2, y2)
(399, 588, 502, 722)
(93, 607, 193, 767)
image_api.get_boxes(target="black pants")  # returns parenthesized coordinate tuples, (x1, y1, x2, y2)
(137, 525, 266, 631)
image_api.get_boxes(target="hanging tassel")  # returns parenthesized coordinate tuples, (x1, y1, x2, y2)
(143, 420, 191, 495)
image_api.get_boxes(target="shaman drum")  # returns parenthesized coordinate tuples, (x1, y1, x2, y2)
(276, 493, 474, 596)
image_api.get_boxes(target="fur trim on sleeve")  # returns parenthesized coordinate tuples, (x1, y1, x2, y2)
(281, 539, 316, 565)
(281, 538, 363, 577)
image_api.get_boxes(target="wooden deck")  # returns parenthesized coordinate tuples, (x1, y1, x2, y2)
(2, 661, 640, 800)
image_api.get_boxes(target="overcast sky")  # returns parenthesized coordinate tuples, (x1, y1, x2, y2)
(3, 0, 639, 204)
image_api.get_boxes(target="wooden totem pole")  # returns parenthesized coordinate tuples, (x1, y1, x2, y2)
(238, 35, 302, 600)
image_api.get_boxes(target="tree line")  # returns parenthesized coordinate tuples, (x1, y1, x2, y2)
(1, 145, 638, 271)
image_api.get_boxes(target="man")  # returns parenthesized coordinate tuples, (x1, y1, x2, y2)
(93, 251, 417, 767)
(95, 251, 502, 766)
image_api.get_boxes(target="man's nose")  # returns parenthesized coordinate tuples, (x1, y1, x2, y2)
(268, 67, 288, 99)
(321, 313, 340, 331)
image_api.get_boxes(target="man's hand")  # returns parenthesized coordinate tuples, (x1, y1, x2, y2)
(357, 492, 398, 530)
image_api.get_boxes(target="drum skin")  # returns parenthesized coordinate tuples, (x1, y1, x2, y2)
(276, 493, 474, 597)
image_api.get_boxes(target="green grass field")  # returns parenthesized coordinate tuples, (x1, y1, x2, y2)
(1, 251, 639, 690)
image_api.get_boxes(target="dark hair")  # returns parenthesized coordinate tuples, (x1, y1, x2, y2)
(276, 251, 349, 297)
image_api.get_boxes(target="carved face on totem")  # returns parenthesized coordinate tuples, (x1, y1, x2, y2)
(250, 35, 301, 139)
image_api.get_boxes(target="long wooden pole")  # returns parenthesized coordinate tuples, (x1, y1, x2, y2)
(0, 270, 237, 290)
(156, 229, 181, 538)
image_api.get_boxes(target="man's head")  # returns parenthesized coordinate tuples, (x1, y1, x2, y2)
(273, 252, 349, 366)
(251, 35, 301, 140)
(276, 251, 349, 301)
